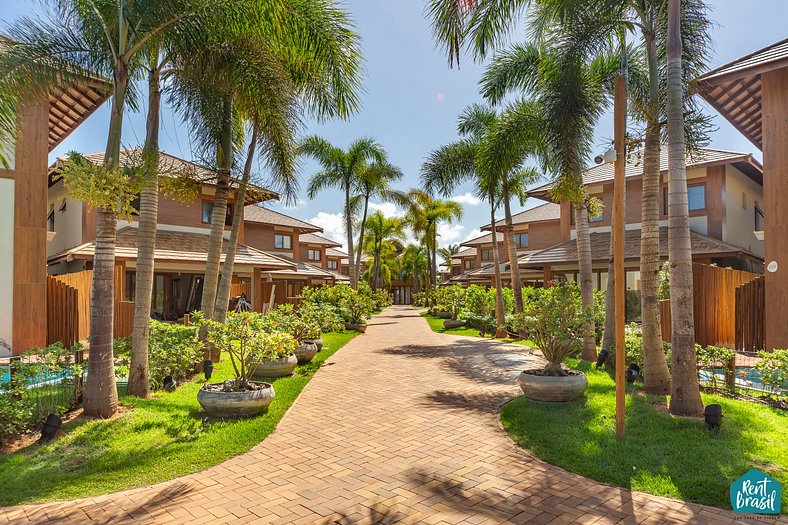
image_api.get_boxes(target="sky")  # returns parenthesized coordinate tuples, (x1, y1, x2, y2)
(5, 1, 788, 251)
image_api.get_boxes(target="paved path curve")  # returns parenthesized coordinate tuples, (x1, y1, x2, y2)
(2, 306, 780, 524)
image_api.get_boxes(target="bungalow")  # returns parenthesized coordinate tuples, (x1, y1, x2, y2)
(0, 67, 110, 356)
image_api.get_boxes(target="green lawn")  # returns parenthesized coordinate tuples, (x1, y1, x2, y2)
(420, 311, 536, 348)
(0, 330, 357, 505)
(500, 360, 788, 511)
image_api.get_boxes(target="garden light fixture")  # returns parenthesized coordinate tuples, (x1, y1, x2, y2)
(625, 363, 640, 383)
(163, 375, 177, 392)
(595, 349, 609, 368)
(703, 404, 723, 430)
(40, 413, 62, 443)
(203, 359, 214, 380)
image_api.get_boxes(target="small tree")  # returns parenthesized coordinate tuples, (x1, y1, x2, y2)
(523, 283, 591, 376)
(200, 312, 297, 391)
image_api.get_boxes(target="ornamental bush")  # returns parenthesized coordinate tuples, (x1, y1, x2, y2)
(147, 321, 202, 390)
(756, 349, 788, 397)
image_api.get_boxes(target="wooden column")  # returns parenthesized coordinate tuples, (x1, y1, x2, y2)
(762, 68, 788, 350)
(12, 102, 49, 354)
(252, 267, 263, 313)
(542, 266, 552, 283)
(613, 74, 627, 437)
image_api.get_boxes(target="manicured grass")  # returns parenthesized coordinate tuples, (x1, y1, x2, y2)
(420, 311, 536, 347)
(0, 331, 357, 505)
(500, 360, 788, 511)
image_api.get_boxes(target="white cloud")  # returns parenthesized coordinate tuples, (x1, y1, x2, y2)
(450, 192, 483, 206)
(368, 201, 405, 217)
(437, 223, 466, 248)
(281, 198, 308, 210)
(308, 211, 347, 251)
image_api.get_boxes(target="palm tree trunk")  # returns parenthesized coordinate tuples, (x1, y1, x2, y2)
(355, 196, 369, 279)
(667, 0, 703, 416)
(490, 205, 508, 338)
(575, 204, 597, 361)
(127, 53, 161, 398)
(83, 62, 129, 418)
(214, 125, 259, 324)
(200, 95, 233, 325)
(345, 184, 357, 289)
(502, 187, 524, 314)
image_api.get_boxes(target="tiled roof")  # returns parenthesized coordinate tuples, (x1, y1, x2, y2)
(702, 38, 788, 82)
(529, 147, 761, 196)
(300, 233, 341, 247)
(244, 205, 321, 232)
(50, 148, 279, 202)
(58, 227, 295, 269)
(519, 228, 761, 267)
(265, 259, 342, 280)
(326, 247, 348, 258)
(452, 247, 477, 260)
(483, 201, 561, 231)
(469, 251, 543, 276)
(460, 232, 504, 247)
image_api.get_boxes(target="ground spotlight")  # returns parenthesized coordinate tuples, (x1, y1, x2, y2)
(203, 359, 214, 381)
(40, 413, 62, 443)
(625, 363, 640, 383)
(703, 404, 723, 430)
(163, 375, 177, 392)
(595, 349, 609, 368)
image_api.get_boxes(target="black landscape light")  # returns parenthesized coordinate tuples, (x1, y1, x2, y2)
(703, 404, 723, 430)
(203, 359, 214, 381)
(163, 375, 177, 392)
(595, 349, 609, 368)
(40, 414, 62, 443)
(625, 363, 640, 383)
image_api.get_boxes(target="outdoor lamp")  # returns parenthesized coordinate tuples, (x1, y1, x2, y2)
(163, 375, 177, 392)
(703, 404, 723, 430)
(203, 359, 214, 380)
(40, 413, 62, 443)
(625, 363, 640, 383)
(595, 349, 609, 368)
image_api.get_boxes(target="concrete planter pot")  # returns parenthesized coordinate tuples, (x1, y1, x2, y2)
(346, 323, 367, 333)
(436, 311, 452, 319)
(443, 319, 466, 329)
(197, 381, 274, 418)
(517, 370, 588, 403)
(251, 354, 298, 379)
(294, 342, 318, 365)
(304, 337, 324, 351)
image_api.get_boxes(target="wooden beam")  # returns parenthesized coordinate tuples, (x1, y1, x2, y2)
(613, 74, 627, 438)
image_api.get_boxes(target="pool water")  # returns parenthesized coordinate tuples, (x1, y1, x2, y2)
(699, 366, 787, 395)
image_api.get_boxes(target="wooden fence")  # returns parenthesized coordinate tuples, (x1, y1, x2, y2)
(47, 266, 134, 346)
(659, 263, 761, 348)
(735, 276, 765, 353)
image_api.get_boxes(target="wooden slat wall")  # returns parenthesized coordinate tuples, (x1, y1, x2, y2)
(659, 263, 761, 348)
(230, 282, 250, 298)
(735, 276, 765, 353)
(48, 266, 132, 345)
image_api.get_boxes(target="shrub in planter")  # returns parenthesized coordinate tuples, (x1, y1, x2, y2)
(199, 312, 298, 418)
(285, 317, 320, 364)
(518, 283, 591, 402)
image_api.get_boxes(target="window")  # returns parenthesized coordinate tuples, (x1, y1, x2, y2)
(58, 199, 67, 212)
(327, 260, 338, 270)
(481, 248, 494, 261)
(464, 259, 473, 270)
(663, 186, 669, 215)
(755, 204, 765, 231)
(202, 200, 232, 225)
(687, 184, 705, 211)
(589, 209, 603, 222)
(287, 281, 304, 297)
(308, 249, 321, 261)
(742, 191, 747, 210)
(47, 205, 55, 232)
(274, 234, 292, 249)
(514, 233, 529, 249)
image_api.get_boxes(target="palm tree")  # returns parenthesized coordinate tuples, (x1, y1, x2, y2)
(666, 0, 703, 417)
(0, 0, 221, 417)
(354, 161, 404, 279)
(362, 211, 406, 290)
(398, 244, 429, 295)
(300, 138, 387, 289)
(400, 190, 463, 288)
(438, 244, 461, 271)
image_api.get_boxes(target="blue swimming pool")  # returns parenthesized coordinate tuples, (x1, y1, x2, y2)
(699, 366, 787, 395)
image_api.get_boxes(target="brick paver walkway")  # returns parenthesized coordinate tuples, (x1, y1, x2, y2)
(2, 306, 783, 524)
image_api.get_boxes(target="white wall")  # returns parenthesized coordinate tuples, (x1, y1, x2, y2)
(724, 165, 764, 256)
(47, 179, 85, 257)
(0, 179, 14, 356)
